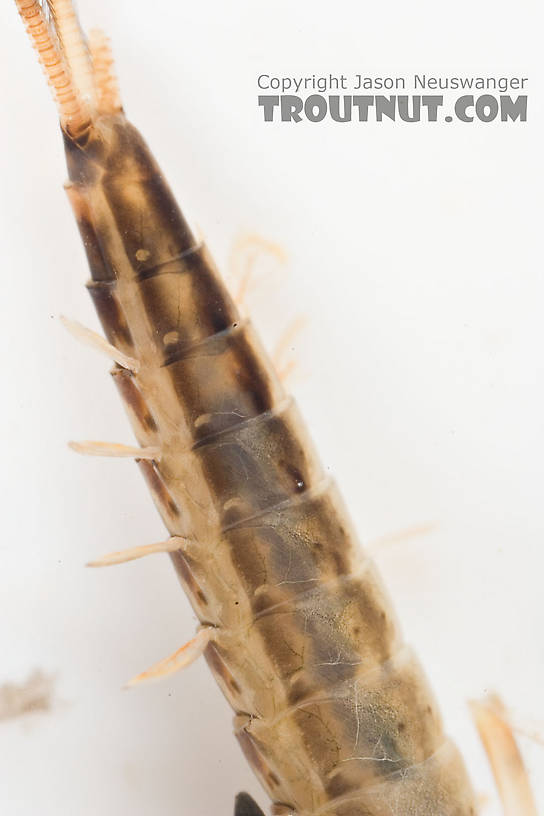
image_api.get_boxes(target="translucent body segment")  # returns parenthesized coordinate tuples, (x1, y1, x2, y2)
(249, 568, 402, 698)
(314, 741, 478, 816)
(221, 482, 361, 601)
(235, 647, 445, 812)
(202, 567, 403, 720)
(196, 482, 403, 711)
(191, 399, 323, 526)
(136, 243, 239, 360)
(165, 321, 285, 442)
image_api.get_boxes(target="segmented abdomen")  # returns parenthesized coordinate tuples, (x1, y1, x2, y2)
(64, 115, 477, 816)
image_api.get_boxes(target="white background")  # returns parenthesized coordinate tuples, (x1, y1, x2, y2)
(0, 1, 542, 814)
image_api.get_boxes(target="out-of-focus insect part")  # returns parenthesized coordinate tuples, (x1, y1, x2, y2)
(0, 670, 55, 722)
(235, 792, 267, 816)
(470, 695, 538, 816)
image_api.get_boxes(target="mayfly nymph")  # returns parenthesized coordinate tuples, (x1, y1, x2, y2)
(10, 2, 538, 815)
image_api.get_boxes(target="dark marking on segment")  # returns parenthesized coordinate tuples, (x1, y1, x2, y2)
(167, 323, 282, 443)
(236, 729, 284, 797)
(326, 767, 363, 800)
(63, 127, 106, 187)
(169, 549, 209, 609)
(101, 121, 196, 269)
(137, 243, 239, 364)
(193, 402, 323, 527)
(65, 184, 111, 282)
(220, 482, 365, 634)
(281, 463, 306, 493)
(271, 804, 297, 816)
(288, 671, 319, 706)
(87, 280, 134, 349)
(205, 642, 242, 696)
(111, 368, 158, 434)
(137, 459, 180, 519)
(135, 244, 203, 282)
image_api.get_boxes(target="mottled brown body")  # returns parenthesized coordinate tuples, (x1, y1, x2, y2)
(63, 114, 478, 816)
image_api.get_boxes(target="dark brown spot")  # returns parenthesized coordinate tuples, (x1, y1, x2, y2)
(287, 671, 318, 705)
(205, 644, 241, 698)
(65, 185, 111, 282)
(111, 368, 158, 434)
(267, 772, 280, 788)
(326, 769, 353, 799)
(170, 550, 208, 609)
(229, 676, 242, 695)
(137, 244, 239, 362)
(87, 281, 134, 349)
(137, 460, 180, 519)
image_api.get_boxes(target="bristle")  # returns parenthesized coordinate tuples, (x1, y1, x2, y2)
(89, 29, 122, 115)
(14, 0, 90, 135)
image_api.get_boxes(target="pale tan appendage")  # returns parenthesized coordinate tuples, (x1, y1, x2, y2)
(272, 316, 308, 383)
(470, 696, 538, 816)
(67, 440, 160, 459)
(86, 536, 189, 567)
(60, 315, 139, 372)
(88, 29, 122, 115)
(125, 628, 215, 689)
(228, 233, 288, 307)
(228, 234, 305, 383)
